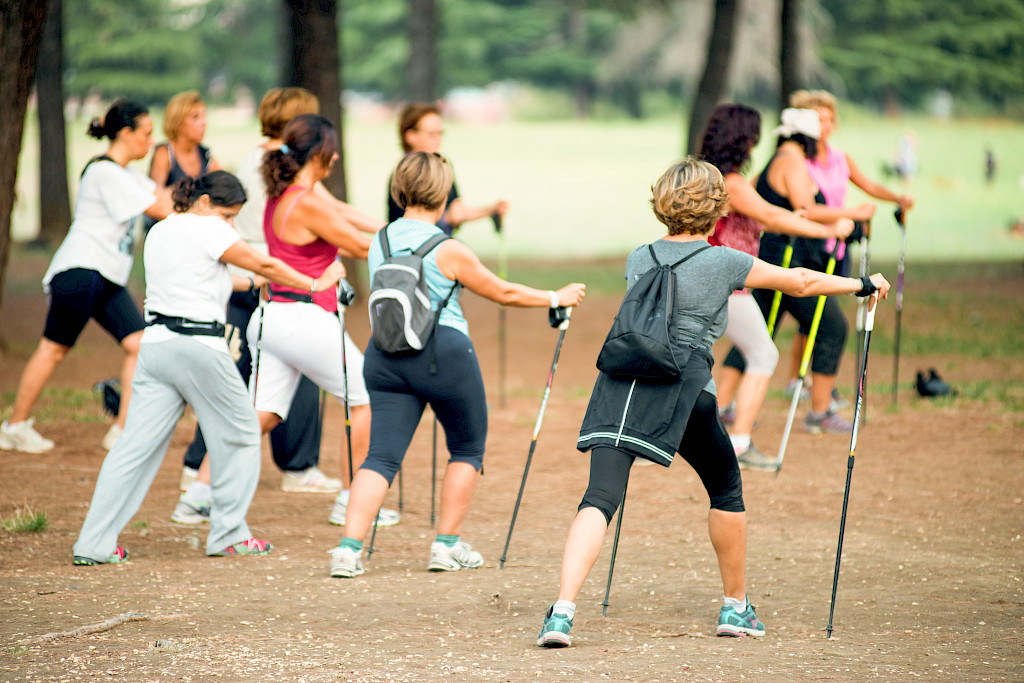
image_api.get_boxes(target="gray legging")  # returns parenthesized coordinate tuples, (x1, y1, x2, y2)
(74, 334, 261, 560)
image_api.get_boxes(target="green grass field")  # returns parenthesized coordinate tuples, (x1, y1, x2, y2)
(12, 104, 1024, 262)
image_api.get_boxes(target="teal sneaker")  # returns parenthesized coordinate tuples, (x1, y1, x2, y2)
(73, 546, 129, 566)
(716, 599, 765, 637)
(537, 605, 573, 647)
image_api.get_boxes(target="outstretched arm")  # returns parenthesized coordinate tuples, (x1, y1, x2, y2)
(443, 198, 509, 232)
(745, 258, 889, 304)
(847, 155, 914, 211)
(220, 240, 343, 292)
(435, 240, 584, 307)
(312, 182, 386, 233)
(726, 174, 852, 240)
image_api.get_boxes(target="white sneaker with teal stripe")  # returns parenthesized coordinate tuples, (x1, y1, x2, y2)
(716, 599, 766, 637)
(537, 605, 574, 647)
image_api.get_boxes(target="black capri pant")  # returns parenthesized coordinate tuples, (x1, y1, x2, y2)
(361, 325, 487, 485)
(580, 390, 744, 523)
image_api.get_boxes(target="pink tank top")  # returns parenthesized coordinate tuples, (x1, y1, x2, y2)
(264, 186, 338, 312)
(806, 146, 851, 259)
(709, 212, 763, 295)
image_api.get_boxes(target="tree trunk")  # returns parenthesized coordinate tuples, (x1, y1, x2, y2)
(686, 0, 741, 155)
(779, 0, 800, 110)
(282, 0, 345, 201)
(0, 0, 48, 352)
(36, 0, 70, 245)
(567, 0, 591, 119)
(406, 0, 438, 101)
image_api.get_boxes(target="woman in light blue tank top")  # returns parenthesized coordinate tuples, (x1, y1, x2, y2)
(328, 152, 586, 579)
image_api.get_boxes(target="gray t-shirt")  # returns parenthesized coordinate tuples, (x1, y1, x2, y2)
(625, 238, 754, 393)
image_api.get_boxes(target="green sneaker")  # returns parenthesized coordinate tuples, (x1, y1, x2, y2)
(73, 546, 129, 565)
(210, 538, 272, 557)
(716, 599, 765, 637)
(537, 605, 573, 647)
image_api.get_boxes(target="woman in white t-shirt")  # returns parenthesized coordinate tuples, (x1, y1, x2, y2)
(73, 171, 343, 564)
(1, 101, 173, 455)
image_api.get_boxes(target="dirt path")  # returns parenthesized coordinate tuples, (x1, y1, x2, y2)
(2, 262, 1022, 681)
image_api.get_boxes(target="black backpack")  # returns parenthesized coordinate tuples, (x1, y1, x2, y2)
(368, 227, 460, 364)
(596, 243, 723, 383)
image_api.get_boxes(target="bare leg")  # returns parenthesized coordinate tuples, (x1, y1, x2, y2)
(730, 372, 771, 437)
(340, 403, 371, 488)
(193, 456, 212, 486)
(258, 411, 282, 434)
(716, 367, 742, 409)
(555, 507, 610, 603)
(809, 372, 836, 415)
(9, 339, 70, 423)
(343, 468, 390, 542)
(436, 461, 480, 537)
(709, 509, 747, 599)
(789, 334, 807, 382)
(115, 331, 143, 429)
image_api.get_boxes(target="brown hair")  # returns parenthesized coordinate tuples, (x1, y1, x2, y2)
(261, 114, 337, 199)
(650, 158, 729, 236)
(257, 87, 320, 139)
(162, 91, 204, 140)
(390, 152, 453, 212)
(397, 102, 441, 152)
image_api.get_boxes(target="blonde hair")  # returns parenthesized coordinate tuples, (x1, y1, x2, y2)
(789, 89, 838, 121)
(390, 152, 453, 212)
(257, 87, 320, 139)
(650, 158, 729, 236)
(162, 91, 204, 139)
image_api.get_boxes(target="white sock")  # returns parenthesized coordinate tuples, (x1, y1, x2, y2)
(552, 600, 576, 619)
(730, 434, 751, 452)
(186, 481, 212, 505)
(724, 595, 747, 611)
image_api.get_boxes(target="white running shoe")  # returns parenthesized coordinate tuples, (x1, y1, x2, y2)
(171, 493, 211, 524)
(101, 424, 122, 451)
(328, 546, 365, 578)
(328, 494, 400, 527)
(281, 466, 342, 493)
(0, 419, 55, 453)
(428, 540, 483, 572)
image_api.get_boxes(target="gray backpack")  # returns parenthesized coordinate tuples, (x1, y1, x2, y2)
(368, 227, 459, 364)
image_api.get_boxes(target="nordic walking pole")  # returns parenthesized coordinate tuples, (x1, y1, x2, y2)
(499, 306, 572, 569)
(766, 236, 796, 338)
(494, 212, 508, 408)
(775, 239, 842, 475)
(430, 415, 438, 527)
(892, 208, 907, 407)
(827, 292, 879, 638)
(337, 277, 357, 483)
(250, 285, 267, 406)
(601, 476, 630, 617)
(853, 220, 871, 422)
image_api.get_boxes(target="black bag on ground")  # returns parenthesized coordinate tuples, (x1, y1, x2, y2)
(368, 226, 459, 356)
(596, 243, 721, 382)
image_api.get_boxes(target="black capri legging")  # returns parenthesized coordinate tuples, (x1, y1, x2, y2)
(43, 268, 145, 347)
(361, 325, 487, 485)
(579, 390, 744, 523)
(723, 285, 847, 377)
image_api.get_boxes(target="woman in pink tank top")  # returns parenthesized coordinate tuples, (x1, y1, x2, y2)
(699, 103, 852, 470)
(248, 114, 399, 528)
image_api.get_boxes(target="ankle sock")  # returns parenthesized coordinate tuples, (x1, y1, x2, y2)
(435, 534, 459, 548)
(339, 537, 362, 552)
(186, 481, 212, 505)
(552, 600, 576, 619)
(730, 434, 751, 452)
(724, 595, 748, 611)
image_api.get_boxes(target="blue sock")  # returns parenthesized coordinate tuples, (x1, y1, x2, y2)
(340, 537, 363, 552)
(435, 534, 459, 548)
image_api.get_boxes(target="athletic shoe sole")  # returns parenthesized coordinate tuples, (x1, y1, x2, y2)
(716, 624, 765, 637)
(171, 511, 210, 524)
(537, 632, 571, 647)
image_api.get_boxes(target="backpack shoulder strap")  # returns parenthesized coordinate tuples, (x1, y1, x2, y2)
(414, 233, 449, 257)
(688, 298, 730, 350)
(379, 225, 393, 258)
(669, 243, 713, 268)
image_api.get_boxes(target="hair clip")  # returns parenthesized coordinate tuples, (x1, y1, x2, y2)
(279, 144, 291, 155)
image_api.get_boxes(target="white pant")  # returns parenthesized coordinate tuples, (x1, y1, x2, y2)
(724, 293, 779, 376)
(247, 301, 370, 421)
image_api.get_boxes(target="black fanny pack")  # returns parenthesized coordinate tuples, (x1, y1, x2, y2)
(148, 312, 225, 337)
(269, 286, 314, 304)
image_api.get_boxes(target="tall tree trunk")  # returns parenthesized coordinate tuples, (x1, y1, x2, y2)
(686, 0, 741, 155)
(779, 0, 800, 110)
(567, 0, 591, 119)
(36, 0, 70, 245)
(406, 0, 438, 101)
(0, 0, 48, 352)
(282, 0, 345, 200)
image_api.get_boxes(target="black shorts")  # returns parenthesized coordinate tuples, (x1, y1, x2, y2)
(43, 268, 145, 347)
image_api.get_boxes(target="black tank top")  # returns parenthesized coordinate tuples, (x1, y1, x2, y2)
(755, 155, 829, 272)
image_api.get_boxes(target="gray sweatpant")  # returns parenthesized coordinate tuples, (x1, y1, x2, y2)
(74, 335, 261, 559)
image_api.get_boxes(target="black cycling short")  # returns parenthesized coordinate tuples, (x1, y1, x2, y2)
(43, 268, 145, 347)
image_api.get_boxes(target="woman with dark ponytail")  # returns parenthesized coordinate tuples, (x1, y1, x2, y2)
(251, 113, 393, 529)
(1, 100, 173, 455)
(73, 171, 344, 564)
